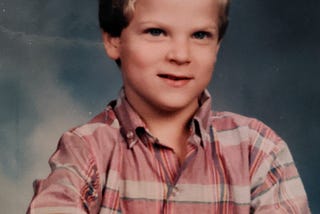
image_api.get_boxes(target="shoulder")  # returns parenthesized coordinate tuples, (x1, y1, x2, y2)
(211, 111, 284, 150)
(53, 104, 124, 179)
(212, 111, 263, 131)
(58, 103, 123, 157)
(211, 112, 296, 184)
(70, 103, 120, 140)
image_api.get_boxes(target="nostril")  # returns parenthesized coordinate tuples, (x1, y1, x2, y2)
(166, 42, 191, 64)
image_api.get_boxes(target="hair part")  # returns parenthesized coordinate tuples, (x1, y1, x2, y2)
(99, 0, 230, 40)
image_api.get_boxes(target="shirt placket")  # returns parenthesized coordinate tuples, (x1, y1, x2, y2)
(153, 140, 198, 214)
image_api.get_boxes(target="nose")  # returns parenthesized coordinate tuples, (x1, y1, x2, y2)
(166, 38, 191, 65)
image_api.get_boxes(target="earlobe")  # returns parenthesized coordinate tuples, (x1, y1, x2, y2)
(102, 32, 121, 60)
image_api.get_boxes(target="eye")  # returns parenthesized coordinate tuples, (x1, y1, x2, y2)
(145, 28, 165, 36)
(192, 31, 211, 40)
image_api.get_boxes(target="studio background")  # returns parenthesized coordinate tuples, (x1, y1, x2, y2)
(0, 0, 319, 212)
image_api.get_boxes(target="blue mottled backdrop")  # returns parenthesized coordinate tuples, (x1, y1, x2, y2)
(0, 0, 319, 212)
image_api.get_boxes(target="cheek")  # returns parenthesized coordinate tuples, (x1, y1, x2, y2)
(120, 43, 159, 69)
(194, 43, 219, 59)
(196, 50, 218, 71)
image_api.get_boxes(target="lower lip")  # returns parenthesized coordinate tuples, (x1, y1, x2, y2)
(160, 77, 191, 87)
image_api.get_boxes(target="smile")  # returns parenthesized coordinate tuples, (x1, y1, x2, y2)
(157, 73, 193, 87)
(157, 74, 192, 81)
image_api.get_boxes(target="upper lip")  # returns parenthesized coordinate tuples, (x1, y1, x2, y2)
(157, 73, 193, 80)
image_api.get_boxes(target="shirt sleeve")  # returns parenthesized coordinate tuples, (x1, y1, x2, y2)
(249, 121, 310, 213)
(27, 131, 103, 214)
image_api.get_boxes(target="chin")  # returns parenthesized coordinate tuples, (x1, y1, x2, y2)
(153, 98, 198, 114)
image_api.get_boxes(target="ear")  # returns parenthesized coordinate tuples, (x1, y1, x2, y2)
(102, 32, 121, 60)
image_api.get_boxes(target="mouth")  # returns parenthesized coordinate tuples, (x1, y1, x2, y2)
(157, 74, 192, 81)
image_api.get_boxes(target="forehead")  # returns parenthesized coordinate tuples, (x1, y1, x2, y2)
(131, 0, 220, 25)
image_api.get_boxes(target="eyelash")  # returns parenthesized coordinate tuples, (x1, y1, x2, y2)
(144, 28, 213, 40)
(192, 31, 212, 40)
(145, 28, 165, 36)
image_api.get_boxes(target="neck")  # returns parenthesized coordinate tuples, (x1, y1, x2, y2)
(126, 95, 199, 163)
(143, 110, 193, 164)
(135, 101, 198, 159)
(124, 88, 199, 154)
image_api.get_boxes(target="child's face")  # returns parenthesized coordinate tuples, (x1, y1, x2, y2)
(104, 0, 220, 114)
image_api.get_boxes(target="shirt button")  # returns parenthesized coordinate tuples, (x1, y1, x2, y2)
(126, 131, 134, 139)
(171, 187, 180, 197)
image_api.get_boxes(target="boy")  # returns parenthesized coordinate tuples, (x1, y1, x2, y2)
(28, 0, 310, 213)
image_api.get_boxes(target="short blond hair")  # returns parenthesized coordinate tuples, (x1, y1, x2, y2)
(99, 0, 230, 40)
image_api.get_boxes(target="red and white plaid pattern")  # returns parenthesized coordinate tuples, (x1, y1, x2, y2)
(28, 90, 310, 213)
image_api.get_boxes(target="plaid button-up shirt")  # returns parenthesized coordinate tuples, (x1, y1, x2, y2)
(28, 90, 310, 213)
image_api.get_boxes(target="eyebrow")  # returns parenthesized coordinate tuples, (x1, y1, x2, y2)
(138, 20, 218, 31)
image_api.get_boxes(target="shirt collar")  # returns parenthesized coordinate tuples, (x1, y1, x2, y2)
(111, 88, 213, 148)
